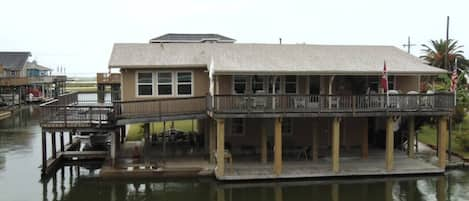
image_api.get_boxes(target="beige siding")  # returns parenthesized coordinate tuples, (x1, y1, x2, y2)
(120, 68, 209, 101)
(224, 117, 368, 150)
(396, 76, 419, 93)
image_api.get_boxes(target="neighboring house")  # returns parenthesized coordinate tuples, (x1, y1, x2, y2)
(149, 33, 235, 43)
(108, 34, 453, 180)
(0, 52, 31, 78)
(26, 60, 52, 77)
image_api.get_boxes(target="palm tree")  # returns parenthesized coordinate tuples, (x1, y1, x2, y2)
(420, 39, 465, 70)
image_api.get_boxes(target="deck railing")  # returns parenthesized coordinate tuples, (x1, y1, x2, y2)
(213, 93, 454, 114)
(40, 92, 114, 127)
(114, 96, 207, 118)
(0, 77, 29, 86)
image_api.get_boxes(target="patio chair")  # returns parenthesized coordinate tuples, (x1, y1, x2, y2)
(293, 97, 306, 109)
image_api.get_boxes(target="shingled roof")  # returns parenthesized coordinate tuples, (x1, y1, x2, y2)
(109, 43, 447, 76)
(150, 33, 235, 43)
(25, 61, 52, 71)
(0, 52, 31, 70)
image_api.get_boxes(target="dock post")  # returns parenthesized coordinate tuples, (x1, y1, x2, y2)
(110, 131, 117, 166)
(385, 116, 394, 171)
(209, 120, 216, 163)
(260, 125, 267, 164)
(41, 130, 47, 175)
(436, 176, 446, 201)
(438, 116, 448, 169)
(361, 118, 368, 160)
(216, 119, 225, 177)
(312, 120, 319, 161)
(408, 116, 416, 158)
(331, 184, 339, 201)
(332, 117, 341, 173)
(274, 185, 283, 201)
(384, 180, 393, 201)
(120, 126, 126, 144)
(60, 132, 64, 152)
(274, 118, 282, 176)
(51, 132, 57, 159)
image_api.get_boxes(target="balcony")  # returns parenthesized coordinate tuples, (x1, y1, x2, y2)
(211, 93, 454, 118)
(0, 77, 29, 86)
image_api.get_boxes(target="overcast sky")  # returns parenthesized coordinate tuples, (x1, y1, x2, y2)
(1, 0, 468, 76)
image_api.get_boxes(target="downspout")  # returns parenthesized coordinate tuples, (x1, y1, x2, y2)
(328, 75, 335, 109)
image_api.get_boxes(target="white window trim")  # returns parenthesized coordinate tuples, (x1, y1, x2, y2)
(228, 118, 246, 136)
(284, 75, 299, 95)
(156, 71, 174, 97)
(135, 71, 154, 97)
(176, 71, 194, 96)
(232, 75, 248, 94)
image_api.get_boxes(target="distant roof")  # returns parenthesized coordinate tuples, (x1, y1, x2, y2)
(109, 43, 447, 75)
(25, 61, 52, 71)
(149, 33, 235, 43)
(0, 52, 31, 70)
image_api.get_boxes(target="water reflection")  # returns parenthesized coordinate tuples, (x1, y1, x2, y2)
(39, 168, 469, 201)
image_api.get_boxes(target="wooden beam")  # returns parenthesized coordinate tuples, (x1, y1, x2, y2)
(216, 119, 225, 177)
(261, 125, 267, 164)
(51, 132, 57, 159)
(408, 116, 416, 158)
(312, 120, 319, 161)
(60, 132, 64, 152)
(332, 117, 340, 173)
(274, 117, 282, 176)
(438, 116, 448, 169)
(41, 130, 47, 175)
(331, 184, 339, 201)
(385, 117, 394, 171)
(361, 118, 368, 160)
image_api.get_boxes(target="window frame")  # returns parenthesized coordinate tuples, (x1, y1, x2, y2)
(229, 118, 245, 136)
(156, 71, 174, 97)
(284, 75, 298, 94)
(281, 118, 293, 136)
(135, 71, 154, 97)
(176, 71, 194, 96)
(232, 75, 248, 94)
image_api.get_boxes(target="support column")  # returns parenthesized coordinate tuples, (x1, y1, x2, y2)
(260, 125, 267, 164)
(331, 184, 339, 201)
(385, 117, 394, 171)
(274, 185, 283, 201)
(163, 121, 167, 156)
(120, 126, 126, 144)
(361, 118, 368, 160)
(209, 120, 216, 163)
(332, 117, 340, 173)
(436, 176, 446, 201)
(143, 123, 150, 145)
(51, 132, 57, 159)
(438, 116, 448, 169)
(274, 118, 282, 176)
(408, 116, 416, 158)
(110, 131, 117, 166)
(60, 132, 64, 152)
(69, 131, 73, 145)
(216, 119, 225, 177)
(41, 130, 47, 175)
(312, 120, 319, 161)
(385, 180, 393, 201)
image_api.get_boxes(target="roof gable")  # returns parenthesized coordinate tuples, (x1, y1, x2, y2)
(0, 52, 31, 70)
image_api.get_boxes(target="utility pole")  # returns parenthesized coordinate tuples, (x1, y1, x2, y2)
(445, 16, 452, 162)
(402, 36, 416, 54)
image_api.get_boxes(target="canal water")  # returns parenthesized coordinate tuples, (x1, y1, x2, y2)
(0, 94, 468, 201)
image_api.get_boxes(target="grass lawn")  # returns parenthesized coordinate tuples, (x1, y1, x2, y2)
(126, 120, 199, 141)
(418, 116, 469, 158)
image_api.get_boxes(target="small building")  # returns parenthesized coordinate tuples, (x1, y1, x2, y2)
(104, 34, 453, 180)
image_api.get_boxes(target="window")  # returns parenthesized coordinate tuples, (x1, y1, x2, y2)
(285, 76, 297, 94)
(282, 118, 293, 136)
(137, 72, 153, 96)
(268, 77, 280, 94)
(233, 75, 247, 94)
(157, 72, 173, 95)
(230, 118, 245, 136)
(177, 72, 192, 95)
(252, 76, 265, 94)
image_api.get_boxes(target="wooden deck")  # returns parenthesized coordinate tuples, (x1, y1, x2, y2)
(217, 151, 443, 181)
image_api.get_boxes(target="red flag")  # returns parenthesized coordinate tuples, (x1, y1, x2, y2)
(450, 65, 458, 92)
(381, 61, 388, 92)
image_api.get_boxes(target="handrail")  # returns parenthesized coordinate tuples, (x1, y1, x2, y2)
(113, 96, 207, 104)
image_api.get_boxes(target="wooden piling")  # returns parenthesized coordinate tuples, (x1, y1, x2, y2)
(274, 118, 282, 176)
(41, 130, 47, 175)
(60, 132, 64, 152)
(51, 132, 57, 159)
